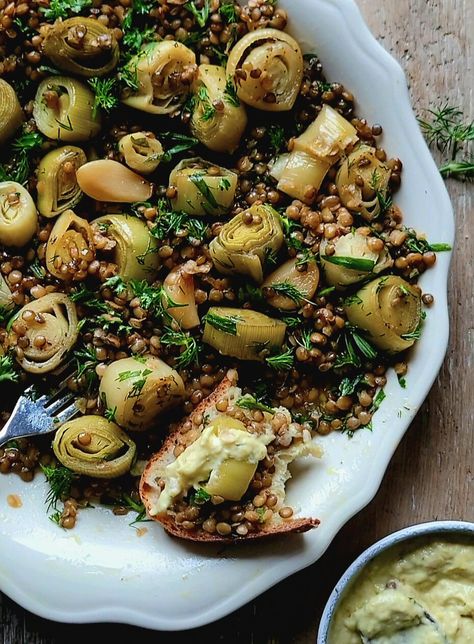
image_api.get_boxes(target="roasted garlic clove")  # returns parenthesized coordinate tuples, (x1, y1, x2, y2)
(76, 159, 153, 203)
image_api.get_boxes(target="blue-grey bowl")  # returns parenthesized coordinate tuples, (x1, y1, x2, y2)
(317, 520, 474, 643)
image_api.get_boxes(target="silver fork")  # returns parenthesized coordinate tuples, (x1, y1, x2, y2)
(0, 361, 80, 448)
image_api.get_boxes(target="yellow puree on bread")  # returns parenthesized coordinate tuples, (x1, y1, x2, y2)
(329, 538, 474, 643)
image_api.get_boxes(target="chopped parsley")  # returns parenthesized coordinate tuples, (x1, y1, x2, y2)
(0, 354, 19, 384)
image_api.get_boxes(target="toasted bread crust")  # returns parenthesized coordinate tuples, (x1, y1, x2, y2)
(140, 372, 320, 543)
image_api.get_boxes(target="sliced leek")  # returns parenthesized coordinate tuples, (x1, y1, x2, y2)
(33, 76, 101, 142)
(226, 28, 303, 112)
(36, 146, 86, 217)
(10, 293, 78, 373)
(76, 159, 153, 203)
(262, 258, 320, 310)
(203, 307, 287, 361)
(209, 204, 284, 283)
(190, 65, 247, 153)
(118, 132, 163, 175)
(92, 214, 159, 281)
(46, 209, 94, 281)
(344, 276, 422, 354)
(52, 416, 136, 478)
(0, 274, 13, 311)
(273, 151, 331, 204)
(99, 355, 185, 431)
(320, 231, 393, 289)
(169, 158, 237, 216)
(0, 182, 37, 247)
(0, 80, 24, 145)
(336, 145, 392, 220)
(121, 40, 197, 114)
(42, 17, 119, 78)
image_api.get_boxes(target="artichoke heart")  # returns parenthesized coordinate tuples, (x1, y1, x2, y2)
(118, 132, 163, 175)
(336, 145, 392, 220)
(344, 276, 422, 354)
(169, 157, 237, 216)
(36, 146, 87, 217)
(33, 76, 101, 142)
(99, 356, 185, 432)
(0, 79, 24, 145)
(190, 65, 247, 154)
(121, 40, 197, 114)
(203, 307, 287, 361)
(46, 209, 95, 281)
(320, 231, 393, 289)
(9, 293, 78, 373)
(52, 416, 136, 478)
(226, 28, 303, 112)
(42, 17, 119, 78)
(0, 181, 38, 247)
(92, 214, 160, 282)
(209, 204, 284, 283)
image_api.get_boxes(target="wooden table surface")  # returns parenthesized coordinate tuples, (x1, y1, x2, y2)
(1, 1, 472, 642)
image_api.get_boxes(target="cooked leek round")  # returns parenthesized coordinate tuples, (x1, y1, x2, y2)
(0, 182, 37, 247)
(169, 158, 237, 216)
(209, 204, 284, 284)
(295, 105, 358, 163)
(0, 273, 13, 311)
(118, 132, 163, 175)
(203, 307, 287, 361)
(76, 159, 153, 203)
(262, 258, 320, 310)
(33, 76, 101, 142)
(36, 146, 86, 217)
(336, 145, 392, 220)
(344, 276, 422, 354)
(190, 65, 247, 153)
(0, 79, 24, 145)
(320, 231, 393, 289)
(226, 28, 303, 112)
(46, 209, 94, 281)
(163, 264, 200, 329)
(10, 293, 78, 373)
(273, 151, 331, 204)
(121, 40, 197, 114)
(92, 214, 160, 281)
(42, 17, 119, 78)
(99, 355, 185, 431)
(52, 416, 136, 478)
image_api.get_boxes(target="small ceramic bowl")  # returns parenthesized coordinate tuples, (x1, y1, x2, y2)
(317, 520, 474, 643)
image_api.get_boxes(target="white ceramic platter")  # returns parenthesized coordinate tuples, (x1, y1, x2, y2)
(0, 0, 454, 631)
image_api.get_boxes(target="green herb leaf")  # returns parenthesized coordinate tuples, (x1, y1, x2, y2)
(88, 77, 119, 117)
(338, 374, 365, 397)
(185, 0, 211, 28)
(159, 132, 199, 162)
(40, 464, 78, 512)
(323, 255, 376, 272)
(191, 487, 211, 505)
(160, 330, 200, 369)
(397, 374, 407, 388)
(219, 0, 238, 23)
(224, 76, 240, 107)
(439, 159, 474, 180)
(266, 348, 294, 371)
(40, 0, 92, 20)
(235, 394, 275, 415)
(203, 310, 240, 335)
(189, 173, 220, 209)
(0, 354, 19, 384)
(268, 125, 286, 153)
(70, 285, 110, 313)
(266, 281, 308, 305)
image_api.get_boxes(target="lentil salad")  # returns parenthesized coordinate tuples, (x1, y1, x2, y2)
(0, 0, 450, 539)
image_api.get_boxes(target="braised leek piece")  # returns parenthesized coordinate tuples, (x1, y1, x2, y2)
(36, 146, 87, 217)
(0, 80, 24, 144)
(262, 258, 320, 310)
(0, 182, 37, 247)
(320, 231, 393, 289)
(344, 276, 422, 354)
(162, 264, 200, 329)
(276, 105, 358, 203)
(203, 307, 287, 361)
(76, 160, 152, 203)
(46, 210, 94, 281)
(118, 132, 163, 174)
(226, 28, 303, 112)
(99, 355, 185, 431)
(10, 293, 78, 373)
(336, 145, 392, 220)
(169, 158, 237, 216)
(93, 214, 159, 281)
(52, 416, 136, 478)
(33, 76, 101, 142)
(42, 18, 119, 78)
(190, 65, 247, 153)
(0, 273, 13, 311)
(209, 204, 284, 283)
(121, 40, 197, 114)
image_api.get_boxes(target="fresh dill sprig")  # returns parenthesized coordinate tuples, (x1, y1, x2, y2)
(158, 132, 199, 162)
(268, 125, 287, 153)
(123, 24, 155, 54)
(40, 464, 78, 513)
(150, 205, 208, 242)
(224, 76, 240, 107)
(70, 285, 110, 313)
(74, 346, 99, 391)
(195, 85, 216, 121)
(219, 0, 238, 23)
(403, 229, 452, 254)
(266, 282, 309, 305)
(160, 330, 200, 369)
(185, 0, 211, 28)
(418, 104, 474, 159)
(102, 275, 128, 295)
(40, 0, 92, 20)
(334, 325, 379, 369)
(266, 348, 294, 371)
(236, 394, 275, 415)
(1, 130, 44, 184)
(439, 159, 474, 180)
(0, 354, 19, 384)
(88, 77, 119, 117)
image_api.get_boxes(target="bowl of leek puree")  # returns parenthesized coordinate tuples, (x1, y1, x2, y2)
(317, 521, 474, 644)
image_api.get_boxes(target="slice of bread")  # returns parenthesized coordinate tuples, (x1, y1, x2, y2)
(140, 369, 321, 543)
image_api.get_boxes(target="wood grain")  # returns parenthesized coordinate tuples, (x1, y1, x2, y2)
(1, 1, 472, 642)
